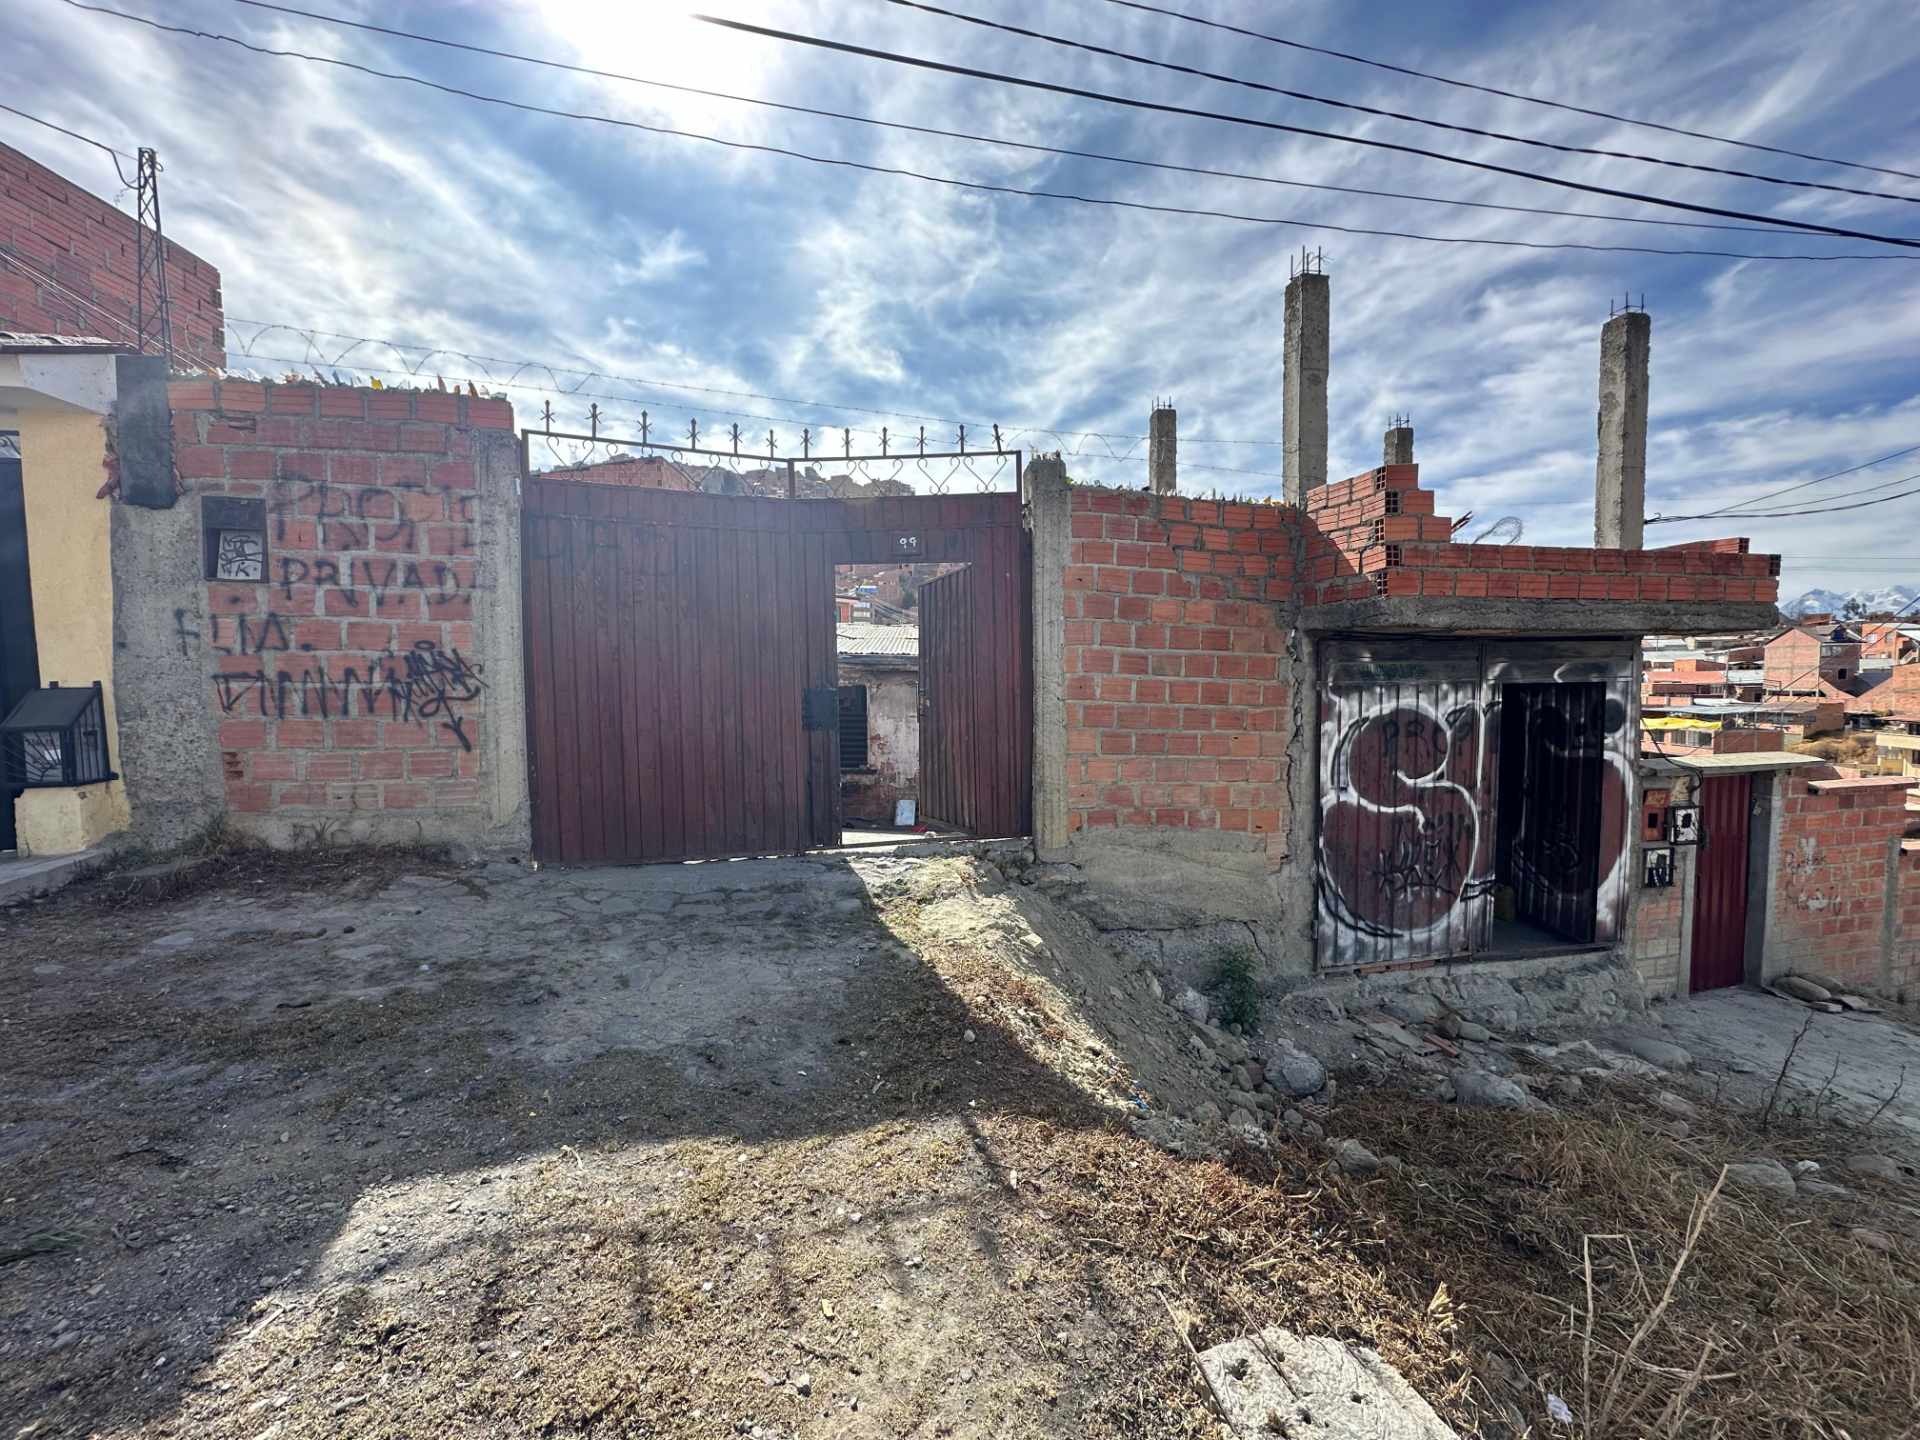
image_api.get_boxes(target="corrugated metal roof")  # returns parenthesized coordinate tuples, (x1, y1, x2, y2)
(837, 621, 918, 660)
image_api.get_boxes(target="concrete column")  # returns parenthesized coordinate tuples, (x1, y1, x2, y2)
(1595, 309, 1651, 550)
(1282, 271, 1329, 505)
(1027, 453, 1072, 858)
(1148, 401, 1176, 495)
(1383, 422, 1413, 466)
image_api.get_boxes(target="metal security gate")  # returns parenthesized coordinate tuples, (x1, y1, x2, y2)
(1689, 774, 1752, 992)
(1498, 683, 1606, 944)
(0, 443, 39, 854)
(522, 436, 1030, 864)
(1316, 639, 1635, 970)
(918, 539, 1032, 837)
(1318, 643, 1496, 968)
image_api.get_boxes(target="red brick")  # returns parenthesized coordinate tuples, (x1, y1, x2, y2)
(468, 398, 514, 429)
(219, 720, 267, 748)
(382, 783, 430, 809)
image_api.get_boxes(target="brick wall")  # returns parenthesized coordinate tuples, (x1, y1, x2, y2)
(1769, 773, 1919, 994)
(1063, 488, 1294, 852)
(168, 377, 515, 831)
(1297, 464, 1778, 606)
(0, 141, 224, 365)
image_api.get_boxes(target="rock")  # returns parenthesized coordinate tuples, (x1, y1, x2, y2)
(1792, 1159, 1821, 1175)
(1776, 975, 1832, 1004)
(962, 1029, 976, 1045)
(1452, 1069, 1531, 1110)
(1382, 992, 1445, 1026)
(1237, 1060, 1266, 1091)
(1652, 1091, 1699, 1120)
(1227, 1089, 1262, 1114)
(1281, 1108, 1304, 1130)
(792, 1372, 812, 1396)
(1850, 1228, 1895, 1252)
(1833, 993, 1884, 1014)
(1328, 1139, 1383, 1176)
(1187, 1101, 1223, 1126)
(1147, 976, 1164, 1003)
(1265, 1044, 1327, 1098)
(1550, 1076, 1584, 1103)
(1227, 1107, 1260, 1135)
(1207, 1027, 1251, 1066)
(1436, 1011, 1492, 1042)
(1724, 1159, 1796, 1199)
(1612, 1033, 1692, 1070)
(1796, 1179, 1851, 1200)
(1197, 1327, 1459, 1440)
(1173, 986, 1211, 1026)
(1844, 1154, 1909, 1183)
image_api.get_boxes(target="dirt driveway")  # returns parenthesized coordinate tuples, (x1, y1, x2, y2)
(3, 847, 1916, 1439)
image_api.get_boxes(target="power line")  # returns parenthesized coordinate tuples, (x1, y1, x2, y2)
(1670, 442, 1920, 520)
(1647, 475, 1920, 522)
(695, 15, 1920, 251)
(60, 2, 1920, 264)
(0, 100, 136, 186)
(217, 0, 1813, 242)
(1094, 0, 1920, 186)
(885, 0, 1920, 208)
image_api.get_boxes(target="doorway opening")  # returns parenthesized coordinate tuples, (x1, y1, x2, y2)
(831, 560, 965, 847)
(1491, 681, 1607, 951)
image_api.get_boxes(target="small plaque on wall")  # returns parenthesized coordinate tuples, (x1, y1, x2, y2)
(1643, 847, 1675, 888)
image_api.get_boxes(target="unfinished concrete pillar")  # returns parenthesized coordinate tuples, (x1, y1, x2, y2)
(1282, 268, 1329, 505)
(1148, 400, 1177, 494)
(1383, 418, 1413, 466)
(1595, 309, 1651, 550)
(1026, 453, 1072, 858)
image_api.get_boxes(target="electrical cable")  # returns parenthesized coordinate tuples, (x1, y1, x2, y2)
(694, 15, 1920, 251)
(1657, 443, 1920, 520)
(0, 101, 138, 186)
(55, 2, 1920, 263)
(1093, 0, 1920, 185)
(216, 0, 1815, 241)
(0, 246, 221, 370)
(884, 0, 1920, 208)
(1647, 475, 1920, 522)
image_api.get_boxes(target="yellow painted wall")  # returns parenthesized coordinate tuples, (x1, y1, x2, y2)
(12, 408, 128, 853)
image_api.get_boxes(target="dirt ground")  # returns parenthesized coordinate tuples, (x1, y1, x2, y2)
(3, 847, 1917, 1439)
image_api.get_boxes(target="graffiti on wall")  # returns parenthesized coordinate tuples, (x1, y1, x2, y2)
(211, 640, 486, 749)
(1317, 678, 1496, 967)
(1315, 648, 1633, 969)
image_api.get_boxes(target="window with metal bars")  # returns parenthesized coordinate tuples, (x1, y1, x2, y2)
(838, 685, 869, 769)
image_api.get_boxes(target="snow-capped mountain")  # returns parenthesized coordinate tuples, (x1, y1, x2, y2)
(1782, 584, 1919, 618)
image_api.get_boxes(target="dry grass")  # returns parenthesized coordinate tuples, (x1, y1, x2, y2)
(1316, 1089, 1920, 1438)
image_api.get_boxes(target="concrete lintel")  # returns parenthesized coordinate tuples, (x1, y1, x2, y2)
(1300, 596, 1781, 638)
(0, 351, 120, 415)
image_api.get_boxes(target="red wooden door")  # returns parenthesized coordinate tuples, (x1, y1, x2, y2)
(1688, 774, 1752, 992)
(917, 529, 1032, 837)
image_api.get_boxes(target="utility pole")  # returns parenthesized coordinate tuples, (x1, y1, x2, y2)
(134, 147, 173, 363)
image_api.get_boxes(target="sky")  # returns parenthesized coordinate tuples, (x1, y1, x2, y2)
(4, 0, 1919, 600)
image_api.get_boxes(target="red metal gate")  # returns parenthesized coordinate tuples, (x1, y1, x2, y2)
(1689, 773, 1752, 992)
(918, 538, 1032, 837)
(523, 474, 1029, 863)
